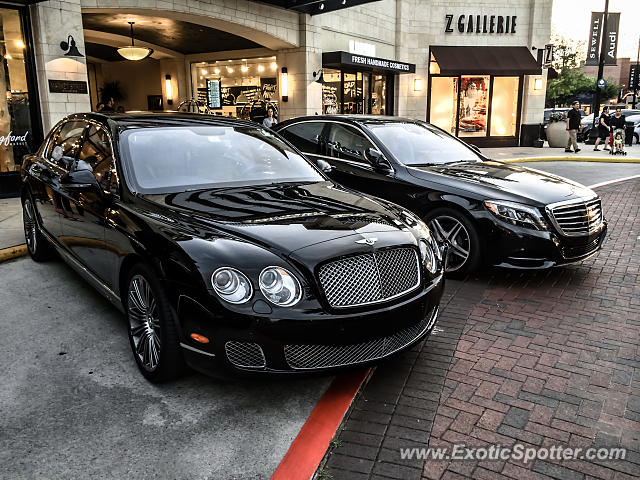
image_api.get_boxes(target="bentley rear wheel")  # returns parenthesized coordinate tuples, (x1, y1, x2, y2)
(22, 197, 54, 262)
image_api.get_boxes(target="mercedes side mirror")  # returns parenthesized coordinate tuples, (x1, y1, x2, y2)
(466, 143, 482, 155)
(317, 159, 333, 173)
(365, 147, 393, 173)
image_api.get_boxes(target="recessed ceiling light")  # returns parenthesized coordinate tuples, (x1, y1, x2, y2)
(258, 65, 265, 72)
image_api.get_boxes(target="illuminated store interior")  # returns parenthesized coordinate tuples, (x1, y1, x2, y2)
(191, 56, 279, 120)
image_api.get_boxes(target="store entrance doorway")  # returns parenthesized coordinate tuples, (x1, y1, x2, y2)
(322, 69, 392, 115)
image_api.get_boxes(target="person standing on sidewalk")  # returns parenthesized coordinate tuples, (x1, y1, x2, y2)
(565, 101, 581, 153)
(594, 105, 611, 151)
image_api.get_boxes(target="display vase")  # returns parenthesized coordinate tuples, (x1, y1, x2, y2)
(546, 121, 569, 148)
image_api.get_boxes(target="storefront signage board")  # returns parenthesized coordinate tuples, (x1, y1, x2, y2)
(444, 14, 517, 34)
(48, 80, 88, 94)
(629, 64, 640, 90)
(603, 12, 620, 66)
(586, 12, 603, 66)
(323, 51, 415, 74)
(207, 79, 222, 109)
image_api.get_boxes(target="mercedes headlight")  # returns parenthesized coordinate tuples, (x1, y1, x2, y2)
(259, 267, 302, 307)
(211, 268, 253, 304)
(484, 200, 548, 231)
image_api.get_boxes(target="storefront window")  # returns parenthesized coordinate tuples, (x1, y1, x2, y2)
(429, 76, 458, 135)
(490, 77, 519, 137)
(343, 72, 358, 114)
(458, 76, 489, 137)
(322, 69, 341, 114)
(0, 8, 35, 174)
(191, 56, 278, 121)
(322, 69, 391, 115)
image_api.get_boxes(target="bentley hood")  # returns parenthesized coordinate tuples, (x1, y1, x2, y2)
(138, 181, 412, 253)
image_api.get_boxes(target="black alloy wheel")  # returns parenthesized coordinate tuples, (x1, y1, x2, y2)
(126, 263, 184, 382)
(426, 207, 481, 278)
(22, 196, 54, 262)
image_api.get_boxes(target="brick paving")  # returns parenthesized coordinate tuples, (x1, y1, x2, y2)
(320, 179, 640, 480)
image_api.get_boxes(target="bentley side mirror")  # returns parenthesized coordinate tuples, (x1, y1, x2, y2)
(317, 159, 333, 173)
(365, 147, 393, 173)
(60, 169, 101, 193)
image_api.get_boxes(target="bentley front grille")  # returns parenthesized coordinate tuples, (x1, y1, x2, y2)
(225, 341, 266, 369)
(284, 307, 438, 370)
(318, 247, 421, 308)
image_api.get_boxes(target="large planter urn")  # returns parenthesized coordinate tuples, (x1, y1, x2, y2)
(546, 121, 569, 148)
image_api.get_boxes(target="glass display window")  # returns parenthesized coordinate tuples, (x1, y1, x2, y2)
(322, 69, 341, 114)
(458, 76, 489, 137)
(490, 77, 519, 137)
(428, 70, 522, 144)
(321, 69, 391, 115)
(429, 76, 458, 135)
(0, 7, 38, 175)
(191, 56, 278, 122)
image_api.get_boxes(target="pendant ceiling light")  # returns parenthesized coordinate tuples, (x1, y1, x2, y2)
(117, 22, 153, 61)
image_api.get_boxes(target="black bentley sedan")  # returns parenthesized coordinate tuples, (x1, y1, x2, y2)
(20, 113, 444, 382)
(275, 116, 607, 276)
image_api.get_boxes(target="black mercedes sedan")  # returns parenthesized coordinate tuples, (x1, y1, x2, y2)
(20, 113, 444, 382)
(274, 116, 607, 276)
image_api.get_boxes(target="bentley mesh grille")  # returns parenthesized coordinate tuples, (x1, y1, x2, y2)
(548, 198, 603, 236)
(318, 247, 420, 308)
(284, 307, 438, 370)
(225, 341, 266, 369)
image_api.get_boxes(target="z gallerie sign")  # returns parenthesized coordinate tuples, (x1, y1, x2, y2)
(445, 14, 517, 34)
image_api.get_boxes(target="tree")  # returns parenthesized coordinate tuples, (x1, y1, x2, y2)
(545, 35, 620, 107)
(546, 70, 620, 107)
(550, 34, 586, 73)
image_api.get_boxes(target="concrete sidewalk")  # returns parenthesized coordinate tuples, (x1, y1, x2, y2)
(0, 197, 24, 249)
(482, 143, 640, 161)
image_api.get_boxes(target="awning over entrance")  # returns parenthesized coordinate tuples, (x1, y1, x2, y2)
(255, 0, 382, 16)
(430, 46, 541, 76)
(323, 51, 416, 74)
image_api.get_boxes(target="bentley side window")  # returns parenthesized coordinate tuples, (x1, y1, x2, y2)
(279, 122, 325, 155)
(46, 120, 86, 170)
(326, 124, 375, 164)
(77, 125, 118, 194)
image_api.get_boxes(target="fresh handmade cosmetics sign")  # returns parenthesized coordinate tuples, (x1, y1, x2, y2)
(445, 14, 517, 34)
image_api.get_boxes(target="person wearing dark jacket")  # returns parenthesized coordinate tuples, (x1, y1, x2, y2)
(565, 101, 581, 153)
(610, 107, 626, 130)
(594, 105, 611, 151)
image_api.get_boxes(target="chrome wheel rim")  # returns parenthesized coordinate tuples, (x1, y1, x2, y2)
(23, 199, 37, 254)
(428, 216, 471, 273)
(127, 275, 161, 372)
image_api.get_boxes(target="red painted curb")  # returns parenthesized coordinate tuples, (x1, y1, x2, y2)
(271, 368, 371, 480)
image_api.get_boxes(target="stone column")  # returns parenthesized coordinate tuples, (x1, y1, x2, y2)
(30, 0, 90, 133)
(276, 14, 322, 120)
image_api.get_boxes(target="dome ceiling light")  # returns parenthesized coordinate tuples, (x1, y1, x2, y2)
(117, 22, 153, 61)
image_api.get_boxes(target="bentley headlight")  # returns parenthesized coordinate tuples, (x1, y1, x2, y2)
(419, 239, 439, 274)
(402, 210, 432, 239)
(211, 268, 252, 304)
(484, 200, 548, 231)
(259, 267, 302, 307)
